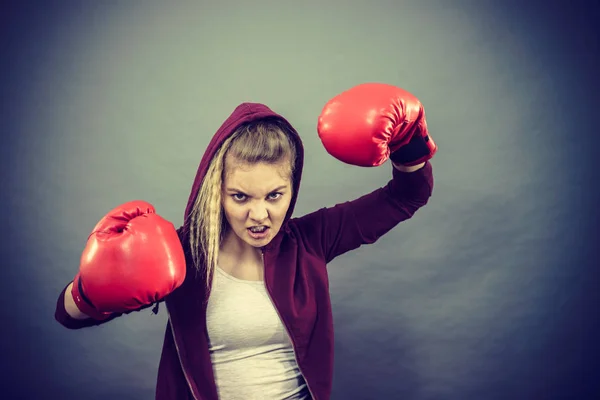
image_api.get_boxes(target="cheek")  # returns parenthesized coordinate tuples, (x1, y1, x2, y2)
(273, 201, 291, 222)
(223, 202, 245, 224)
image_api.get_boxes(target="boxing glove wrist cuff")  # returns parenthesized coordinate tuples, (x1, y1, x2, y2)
(389, 133, 434, 166)
(71, 274, 112, 321)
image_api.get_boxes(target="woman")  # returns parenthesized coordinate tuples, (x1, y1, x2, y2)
(55, 83, 436, 400)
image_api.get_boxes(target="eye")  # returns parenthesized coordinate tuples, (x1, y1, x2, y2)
(232, 193, 247, 202)
(267, 192, 283, 201)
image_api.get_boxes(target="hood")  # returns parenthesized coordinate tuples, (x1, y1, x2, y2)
(180, 102, 305, 243)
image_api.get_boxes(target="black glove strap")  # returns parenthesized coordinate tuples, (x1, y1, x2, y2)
(77, 276, 97, 309)
(389, 134, 431, 165)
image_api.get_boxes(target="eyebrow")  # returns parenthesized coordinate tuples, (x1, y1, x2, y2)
(225, 185, 288, 193)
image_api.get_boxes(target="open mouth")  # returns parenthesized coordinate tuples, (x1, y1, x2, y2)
(247, 225, 269, 239)
(248, 225, 268, 233)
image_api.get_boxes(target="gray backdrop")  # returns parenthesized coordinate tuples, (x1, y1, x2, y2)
(2, 1, 598, 399)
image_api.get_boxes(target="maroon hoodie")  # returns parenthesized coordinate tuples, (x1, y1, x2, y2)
(55, 102, 434, 399)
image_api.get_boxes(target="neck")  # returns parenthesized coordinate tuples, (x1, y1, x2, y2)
(219, 229, 262, 264)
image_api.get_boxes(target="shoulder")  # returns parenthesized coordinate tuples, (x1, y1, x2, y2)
(277, 215, 327, 259)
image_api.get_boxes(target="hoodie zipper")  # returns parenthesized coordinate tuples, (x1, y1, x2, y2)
(167, 308, 200, 400)
(261, 251, 317, 400)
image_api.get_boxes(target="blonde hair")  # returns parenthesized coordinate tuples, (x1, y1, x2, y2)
(187, 118, 297, 289)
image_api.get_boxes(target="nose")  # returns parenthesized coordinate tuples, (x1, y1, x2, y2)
(248, 202, 269, 223)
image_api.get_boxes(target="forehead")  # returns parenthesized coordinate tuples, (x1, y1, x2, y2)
(223, 159, 291, 192)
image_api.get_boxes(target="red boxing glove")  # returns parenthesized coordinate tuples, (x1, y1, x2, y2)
(71, 200, 187, 320)
(317, 83, 437, 167)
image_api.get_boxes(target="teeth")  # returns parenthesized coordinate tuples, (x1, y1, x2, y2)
(250, 226, 267, 233)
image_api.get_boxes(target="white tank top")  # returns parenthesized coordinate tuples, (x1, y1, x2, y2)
(206, 266, 311, 400)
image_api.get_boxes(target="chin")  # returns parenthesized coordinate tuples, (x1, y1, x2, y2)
(245, 236, 272, 248)
(249, 242, 268, 249)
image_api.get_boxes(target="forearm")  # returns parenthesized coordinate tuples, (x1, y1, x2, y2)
(56, 282, 117, 329)
(300, 160, 434, 262)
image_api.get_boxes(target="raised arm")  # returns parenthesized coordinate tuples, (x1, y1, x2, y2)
(292, 160, 433, 263)
(292, 83, 437, 263)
